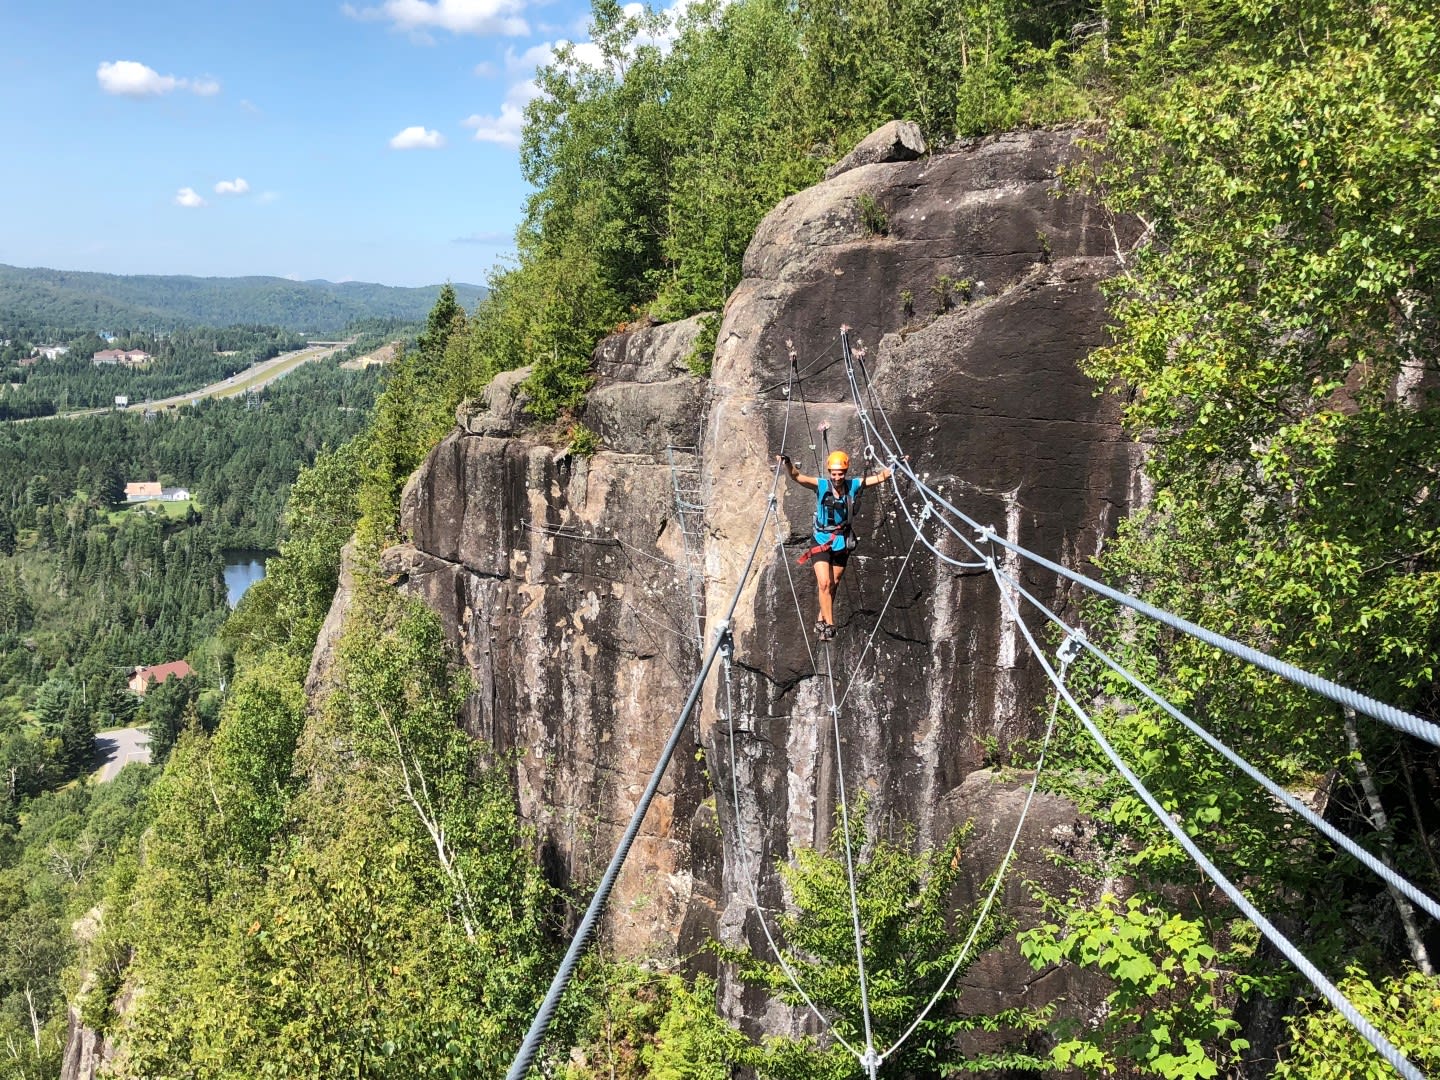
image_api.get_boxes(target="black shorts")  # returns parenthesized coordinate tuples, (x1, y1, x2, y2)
(813, 545, 850, 570)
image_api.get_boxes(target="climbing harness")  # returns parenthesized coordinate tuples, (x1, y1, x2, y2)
(797, 474, 860, 566)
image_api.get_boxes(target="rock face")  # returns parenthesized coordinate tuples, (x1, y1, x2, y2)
(388, 316, 716, 956)
(60, 1007, 110, 1080)
(825, 119, 927, 179)
(382, 127, 1141, 1031)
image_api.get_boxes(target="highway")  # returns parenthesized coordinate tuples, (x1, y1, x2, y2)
(124, 339, 355, 413)
(9, 339, 355, 423)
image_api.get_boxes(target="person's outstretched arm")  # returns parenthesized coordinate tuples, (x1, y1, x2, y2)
(862, 456, 906, 487)
(777, 455, 818, 490)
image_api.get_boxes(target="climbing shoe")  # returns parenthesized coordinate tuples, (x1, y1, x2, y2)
(817, 621, 836, 642)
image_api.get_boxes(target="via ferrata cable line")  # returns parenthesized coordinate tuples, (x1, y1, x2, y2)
(861, 399, 1440, 750)
(990, 553, 1428, 1080)
(820, 634, 879, 1077)
(510, 334, 840, 1077)
(868, 466, 1440, 926)
(834, 328, 1435, 1075)
(878, 626, 1077, 1070)
(504, 476, 782, 1080)
(765, 393, 1068, 1073)
(991, 561, 1440, 925)
(718, 629, 865, 1060)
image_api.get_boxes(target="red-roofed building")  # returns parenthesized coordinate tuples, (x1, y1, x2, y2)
(129, 660, 194, 695)
(125, 481, 163, 501)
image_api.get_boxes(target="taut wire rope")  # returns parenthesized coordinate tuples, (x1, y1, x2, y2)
(837, 327, 1435, 1073)
(821, 636, 880, 1077)
(878, 619, 1077, 1068)
(990, 561, 1440, 925)
(898, 456, 1440, 751)
(505, 432, 790, 1078)
(719, 632, 864, 1058)
(991, 552, 1427, 1080)
(835, 511, 926, 713)
(838, 321, 1440, 750)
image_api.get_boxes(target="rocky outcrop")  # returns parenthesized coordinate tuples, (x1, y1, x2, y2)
(381, 126, 1141, 1034)
(701, 126, 1138, 1029)
(61, 1008, 110, 1080)
(387, 319, 714, 954)
(825, 119, 927, 179)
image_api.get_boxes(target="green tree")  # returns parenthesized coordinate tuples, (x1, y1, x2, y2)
(717, 803, 1014, 1077)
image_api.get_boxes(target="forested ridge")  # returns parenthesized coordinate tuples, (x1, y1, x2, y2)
(4, 0, 1436, 1075)
(0, 325, 309, 420)
(0, 264, 486, 336)
(0, 359, 381, 1079)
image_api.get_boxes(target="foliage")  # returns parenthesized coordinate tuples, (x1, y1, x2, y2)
(717, 802, 1013, 1077)
(1028, 0, 1440, 1067)
(1274, 967, 1440, 1078)
(0, 264, 485, 335)
(856, 193, 890, 237)
(0, 325, 307, 416)
(0, 767, 154, 1079)
(567, 423, 600, 457)
(0, 358, 378, 549)
(1019, 892, 1247, 1077)
(224, 437, 366, 662)
(559, 968, 747, 1080)
(104, 570, 557, 1079)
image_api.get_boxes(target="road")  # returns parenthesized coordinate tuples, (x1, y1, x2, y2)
(126, 339, 355, 413)
(10, 339, 355, 423)
(93, 727, 152, 782)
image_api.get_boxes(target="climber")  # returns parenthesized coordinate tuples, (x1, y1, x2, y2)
(778, 449, 896, 640)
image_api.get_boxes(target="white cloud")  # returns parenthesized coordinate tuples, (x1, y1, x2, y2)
(98, 61, 179, 96)
(256, 191, 281, 204)
(389, 125, 447, 149)
(504, 41, 560, 73)
(214, 178, 250, 196)
(463, 74, 538, 148)
(346, 0, 529, 37)
(97, 60, 221, 97)
(473, 60, 499, 77)
(174, 187, 206, 208)
(453, 230, 510, 244)
(462, 104, 526, 147)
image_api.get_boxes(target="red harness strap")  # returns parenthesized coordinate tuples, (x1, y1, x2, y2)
(797, 543, 832, 566)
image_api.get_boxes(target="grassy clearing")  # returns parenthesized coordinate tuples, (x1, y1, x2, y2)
(107, 498, 199, 524)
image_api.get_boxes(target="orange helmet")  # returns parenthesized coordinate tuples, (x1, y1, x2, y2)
(826, 450, 850, 472)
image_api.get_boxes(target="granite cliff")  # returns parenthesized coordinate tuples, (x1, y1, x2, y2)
(370, 125, 1141, 1037)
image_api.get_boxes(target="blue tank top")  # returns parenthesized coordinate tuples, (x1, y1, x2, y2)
(814, 477, 862, 550)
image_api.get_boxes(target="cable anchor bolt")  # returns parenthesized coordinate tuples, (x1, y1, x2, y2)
(1058, 633, 1084, 666)
(719, 628, 735, 660)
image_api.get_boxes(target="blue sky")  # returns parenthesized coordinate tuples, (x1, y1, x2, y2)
(0, 0, 606, 287)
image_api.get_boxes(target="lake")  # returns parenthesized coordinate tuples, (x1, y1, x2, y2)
(222, 550, 272, 607)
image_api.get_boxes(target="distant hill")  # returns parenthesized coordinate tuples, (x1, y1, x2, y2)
(0, 264, 487, 335)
